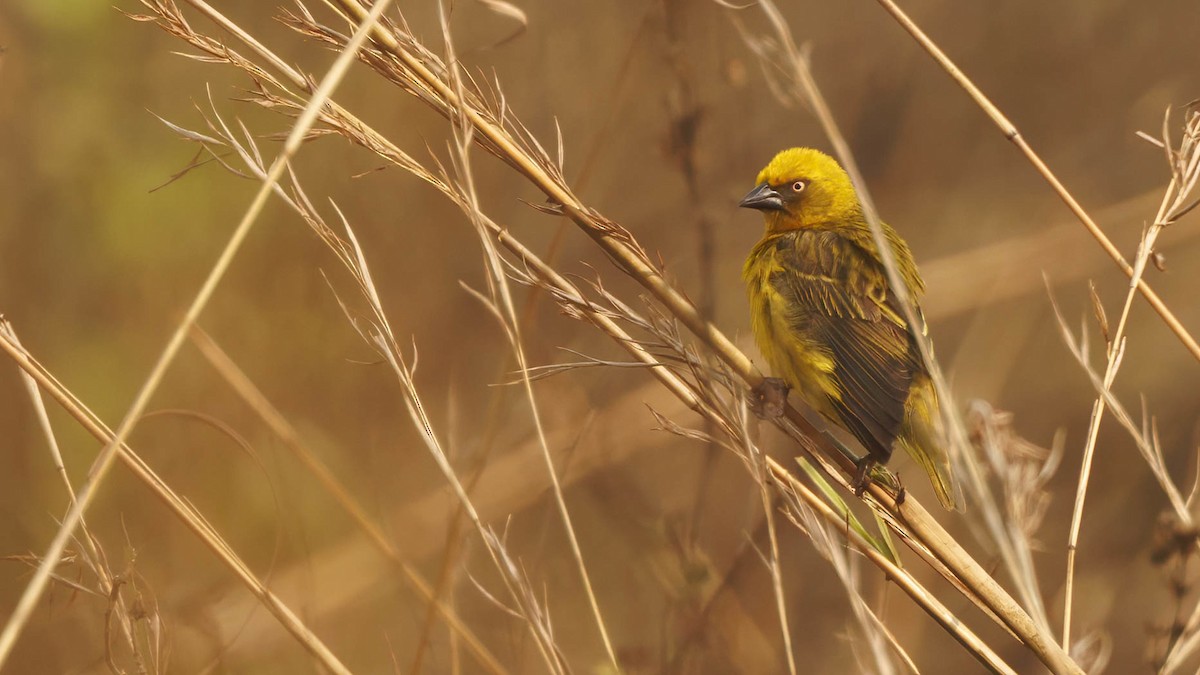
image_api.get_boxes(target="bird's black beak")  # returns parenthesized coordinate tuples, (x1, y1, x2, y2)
(738, 182, 785, 212)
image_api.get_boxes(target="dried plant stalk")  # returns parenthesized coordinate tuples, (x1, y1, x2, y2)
(189, 326, 507, 674)
(0, 331, 351, 673)
(1059, 106, 1200, 648)
(871, 0, 1200, 364)
(0, 1, 398, 669)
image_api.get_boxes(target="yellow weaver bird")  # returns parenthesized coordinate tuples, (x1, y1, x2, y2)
(739, 147, 960, 510)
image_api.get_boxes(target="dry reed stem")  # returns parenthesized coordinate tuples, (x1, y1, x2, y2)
(871, 0, 1200, 365)
(0, 2, 396, 668)
(740, 407, 798, 675)
(0, 320, 142, 661)
(180, 93, 568, 669)
(434, 2, 618, 665)
(337, 230, 567, 674)
(0, 331, 350, 672)
(770, 461, 1015, 674)
(921, 189, 1199, 320)
(188, 326, 508, 675)
(1061, 107, 1200, 648)
(969, 401, 1061, 637)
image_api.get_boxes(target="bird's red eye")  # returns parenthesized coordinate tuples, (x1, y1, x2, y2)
(792, 181, 806, 192)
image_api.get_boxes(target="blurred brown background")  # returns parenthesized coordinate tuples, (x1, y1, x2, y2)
(2, 0, 1199, 672)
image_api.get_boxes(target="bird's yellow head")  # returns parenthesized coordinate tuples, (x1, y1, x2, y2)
(739, 147, 861, 232)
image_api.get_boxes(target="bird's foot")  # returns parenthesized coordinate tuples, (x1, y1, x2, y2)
(853, 458, 904, 503)
(852, 456, 877, 498)
(750, 377, 790, 419)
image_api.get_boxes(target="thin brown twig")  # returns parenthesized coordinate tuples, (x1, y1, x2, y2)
(1062, 108, 1200, 649)
(0, 320, 142, 663)
(0, 330, 349, 673)
(436, 0, 619, 664)
(187, 326, 508, 675)
(0, 2, 395, 667)
(771, 464, 1014, 674)
(741, 406, 798, 675)
(871, 0, 1200, 365)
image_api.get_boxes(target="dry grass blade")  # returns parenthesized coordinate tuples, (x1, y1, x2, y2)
(1048, 293, 1191, 525)
(1061, 107, 1200, 648)
(0, 329, 349, 673)
(773, 461, 1015, 674)
(332, 217, 567, 674)
(870, 0, 1200, 365)
(737, 401, 798, 675)
(967, 401, 1062, 637)
(0, 1, 396, 668)
(433, 2, 618, 666)
(188, 326, 507, 675)
(0, 321, 144, 667)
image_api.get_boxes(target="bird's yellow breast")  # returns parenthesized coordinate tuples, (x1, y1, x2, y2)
(743, 237, 842, 417)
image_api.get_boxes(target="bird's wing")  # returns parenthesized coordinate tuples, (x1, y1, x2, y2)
(771, 236, 921, 462)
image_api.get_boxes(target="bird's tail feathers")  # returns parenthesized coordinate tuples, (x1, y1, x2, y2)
(900, 381, 963, 511)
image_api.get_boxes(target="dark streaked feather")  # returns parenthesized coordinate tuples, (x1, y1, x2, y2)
(769, 231, 923, 463)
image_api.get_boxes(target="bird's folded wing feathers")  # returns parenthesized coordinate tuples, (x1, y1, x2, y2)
(772, 257, 920, 461)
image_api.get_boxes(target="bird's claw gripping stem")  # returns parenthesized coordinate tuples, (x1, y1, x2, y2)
(852, 456, 877, 498)
(751, 377, 790, 419)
